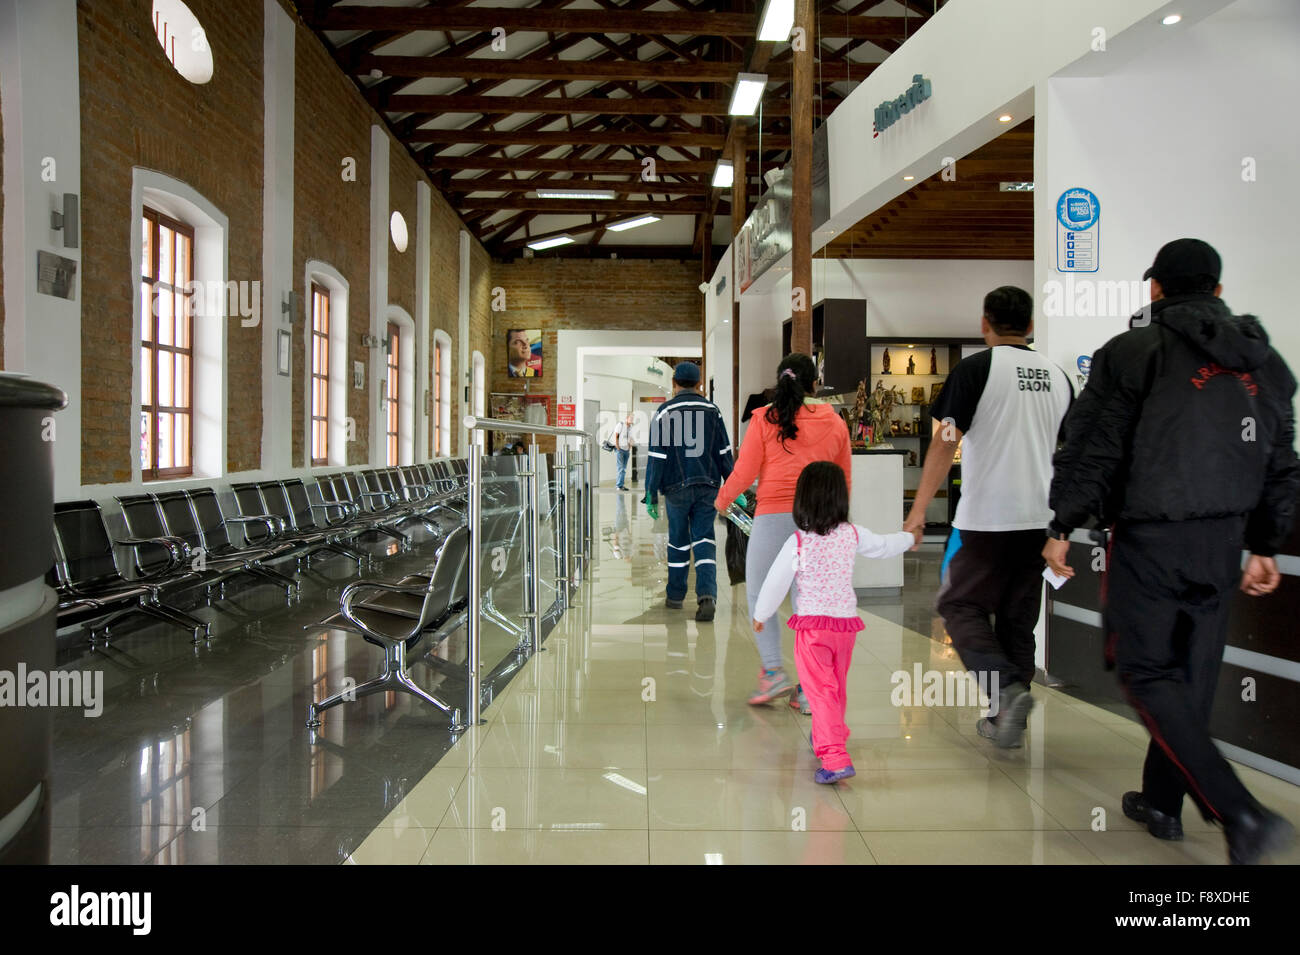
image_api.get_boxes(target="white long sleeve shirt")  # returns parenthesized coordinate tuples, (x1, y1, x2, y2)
(753, 524, 914, 622)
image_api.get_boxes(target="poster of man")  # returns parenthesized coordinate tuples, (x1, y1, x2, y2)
(507, 328, 542, 377)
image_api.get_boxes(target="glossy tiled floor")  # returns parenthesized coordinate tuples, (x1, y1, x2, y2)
(349, 491, 1300, 865)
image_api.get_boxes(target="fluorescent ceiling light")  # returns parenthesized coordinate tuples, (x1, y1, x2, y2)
(534, 188, 616, 200)
(1162, 14, 1182, 25)
(999, 181, 1035, 191)
(728, 73, 768, 116)
(527, 235, 574, 250)
(757, 0, 794, 42)
(712, 160, 734, 189)
(607, 214, 661, 232)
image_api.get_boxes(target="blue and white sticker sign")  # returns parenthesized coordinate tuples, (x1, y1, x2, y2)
(1056, 187, 1100, 273)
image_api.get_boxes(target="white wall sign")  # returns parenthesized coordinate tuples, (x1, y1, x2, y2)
(1055, 187, 1100, 273)
(353, 360, 365, 390)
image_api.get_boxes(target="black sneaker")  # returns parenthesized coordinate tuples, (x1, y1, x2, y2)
(664, 598, 683, 610)
(695, 597, 716, 622)
(1122, 791, 1184, 841)
(993, 682, 1033, 749)
(1225, 801, 1295, 865)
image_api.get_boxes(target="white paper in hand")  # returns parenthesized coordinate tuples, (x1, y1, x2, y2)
(1042, 567, 1068, 590)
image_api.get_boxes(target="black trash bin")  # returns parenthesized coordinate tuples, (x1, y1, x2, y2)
(0, 374, 68, 865)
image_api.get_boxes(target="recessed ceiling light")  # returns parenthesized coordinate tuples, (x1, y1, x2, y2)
(527, 235, 574, 250)
(902, 175, 915, 181)
(998, 114, 1013, 122)
(534, 188, 616, 200)
(607, 214, 661, 232)
(728, 73, 768, 116)
(1162, 14, 1182, 25)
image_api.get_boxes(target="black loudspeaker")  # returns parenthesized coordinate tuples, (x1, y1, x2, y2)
(50, 193, 78, 249)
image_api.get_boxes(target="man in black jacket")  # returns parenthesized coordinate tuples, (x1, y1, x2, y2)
(1044, 238, 1299, 864)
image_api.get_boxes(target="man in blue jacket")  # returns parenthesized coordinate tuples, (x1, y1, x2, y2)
(645, 362, 735, 621)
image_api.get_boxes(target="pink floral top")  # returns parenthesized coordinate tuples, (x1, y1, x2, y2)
(753, 522, 914, 631)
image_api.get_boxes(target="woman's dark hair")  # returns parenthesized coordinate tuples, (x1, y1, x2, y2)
(792, 461, 849, 536)
(764, 353, 817, 446)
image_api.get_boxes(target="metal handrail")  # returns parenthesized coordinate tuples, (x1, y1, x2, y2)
(462, 415, 593, 440)
(462, 414, 594, 727)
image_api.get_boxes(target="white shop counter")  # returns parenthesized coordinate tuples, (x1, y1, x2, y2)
(849, 449, 906, 593)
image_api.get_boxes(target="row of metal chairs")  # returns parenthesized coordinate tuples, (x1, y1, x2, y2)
(48, 463, 471, 645)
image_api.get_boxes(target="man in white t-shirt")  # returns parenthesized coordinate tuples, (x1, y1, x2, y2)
(903, 286, 1072, 748)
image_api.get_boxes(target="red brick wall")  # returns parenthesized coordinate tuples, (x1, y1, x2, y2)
(78, 0, 265, 482)
(487, 257, 701, 451)
(290, 20, 373, 467)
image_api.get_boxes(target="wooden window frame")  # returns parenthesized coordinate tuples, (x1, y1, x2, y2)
(386, 321, 400, 466)
(140, 207, 195, 481)
(310, 283, 330, 466)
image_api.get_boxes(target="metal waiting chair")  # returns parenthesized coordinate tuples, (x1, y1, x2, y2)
(304, 525, 470, 728)
(50, 500, 210, 643)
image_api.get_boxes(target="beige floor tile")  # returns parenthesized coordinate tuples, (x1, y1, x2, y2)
(346, 825, 436, 865)
(650, 829, 876, 865)
(492, 687, 647, 724)
(440, 767, 648, 830)
(647, 769, 856, 830)
(471, 721, 647, 770)
(372, 767, 466, 829)
(1076, 829, 1229, 865)
(838, 768, 1061, 831)
(421, 828, 650, 865)
(861, 829, 1100, 865)
(844, 735, 991, 772)
(646, 721, 816, 771)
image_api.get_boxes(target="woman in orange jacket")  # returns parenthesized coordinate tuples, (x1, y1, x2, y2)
(715, 353, 853, 708)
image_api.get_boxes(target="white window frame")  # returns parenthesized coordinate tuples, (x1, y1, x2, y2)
(130, 169, 227, 483)
(471, 350, 485, 448)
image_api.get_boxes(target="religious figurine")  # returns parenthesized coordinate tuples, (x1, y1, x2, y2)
(930, 347, 938, 375)
(906, 354, 915, 375)
(881, 348, 891, 374)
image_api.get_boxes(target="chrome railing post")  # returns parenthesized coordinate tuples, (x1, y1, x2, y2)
(526, 440, 542, 656)
(583, 440, 594, 564)
(556, 439, 570, 608)
(466, 441, 483, 727)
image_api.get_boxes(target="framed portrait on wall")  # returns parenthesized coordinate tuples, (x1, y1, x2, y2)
(506, 328, 543, 377)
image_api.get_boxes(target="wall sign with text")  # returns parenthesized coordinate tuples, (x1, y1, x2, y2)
(1055, 187, 1100, 273)
(873, 75, 932, 137)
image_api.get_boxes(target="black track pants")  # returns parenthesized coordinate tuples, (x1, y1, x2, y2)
(1106, 518, 1253, 822)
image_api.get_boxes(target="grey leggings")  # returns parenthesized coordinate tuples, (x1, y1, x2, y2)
(746, 512, 798, 670)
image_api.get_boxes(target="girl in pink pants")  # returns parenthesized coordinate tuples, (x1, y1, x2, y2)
(752, 462, 918, 783)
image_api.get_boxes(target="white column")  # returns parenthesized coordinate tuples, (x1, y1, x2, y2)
(0, 0, 83, 500)
(260, 0, 295, 473)
(368, 126, 389, 463)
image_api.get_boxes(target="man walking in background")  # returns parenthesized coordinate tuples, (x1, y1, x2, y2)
(614, 411, 634, 491)
(904, 286, 1073, 748)
(1044, 238, 1299, 864)
(645, 362, 734, 622)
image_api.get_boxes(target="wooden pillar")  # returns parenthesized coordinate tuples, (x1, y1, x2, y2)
(789, 0, 814, 356)
(731, 128, 746, 438)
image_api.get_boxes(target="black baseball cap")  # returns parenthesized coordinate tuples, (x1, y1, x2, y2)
(672, 361, 701, 385)
(1143, 238, 1221, 285)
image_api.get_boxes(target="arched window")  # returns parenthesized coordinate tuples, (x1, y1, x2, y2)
(432, 331, 453, 458)
(304, 261, 349, 467)
(385, 306, 416, 465)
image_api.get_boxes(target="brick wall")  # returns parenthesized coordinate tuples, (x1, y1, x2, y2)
(387, 145, 418, 325)
(487, 257, 701, 451)
(78, 0, 265, 482)
(290, 20, 373, 467)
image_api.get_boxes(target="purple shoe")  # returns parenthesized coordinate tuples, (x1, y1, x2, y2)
(814, 765, 856, 785)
